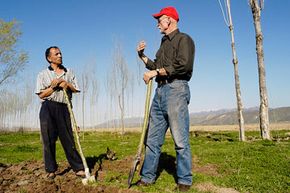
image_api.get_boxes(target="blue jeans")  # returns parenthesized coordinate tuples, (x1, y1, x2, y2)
(140, 80, 192, 185)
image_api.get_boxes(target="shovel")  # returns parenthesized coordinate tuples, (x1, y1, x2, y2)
(128, 79, 153, 188)
(63, 89, 96, 185)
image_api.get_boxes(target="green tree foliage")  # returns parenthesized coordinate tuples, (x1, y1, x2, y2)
(0, 19, 28, 86)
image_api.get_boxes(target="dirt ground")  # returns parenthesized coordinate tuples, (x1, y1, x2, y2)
(0, 157, 141, 193)
(0, 155, 241, 193)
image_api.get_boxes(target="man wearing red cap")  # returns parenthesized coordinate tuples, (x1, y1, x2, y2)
(137, 6, 195, 192)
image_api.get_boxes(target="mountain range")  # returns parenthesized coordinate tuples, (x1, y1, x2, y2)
(95, 106, 290, 128)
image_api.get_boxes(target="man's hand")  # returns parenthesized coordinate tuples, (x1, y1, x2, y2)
(50, 78, 69, 90)
(137, 41, 146, 58)
(143, 70, 158, 84)
(50, 78, 61, 89)
(58, 79, 69, 90)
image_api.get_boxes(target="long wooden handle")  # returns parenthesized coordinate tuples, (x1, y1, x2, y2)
(137, 79, 153, 157)
(63, 89, 90, 179)
(128, 79, 153, 187)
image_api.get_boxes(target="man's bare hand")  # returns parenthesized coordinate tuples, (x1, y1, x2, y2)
(59, 79, 69, 90)
(50, 79, 60, 89)
(137, 41, 146, 57)
(143, 70, 157, 84)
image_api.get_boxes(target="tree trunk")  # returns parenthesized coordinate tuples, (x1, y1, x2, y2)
(226, 0, 246, 141)
(249, 0, 271, 140)
(82, 75, 85, 131)
(109, 40, 129, 135)
(118, 93, 125, 135)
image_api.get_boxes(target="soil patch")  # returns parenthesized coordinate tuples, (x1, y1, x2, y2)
(195, 182, 240, 193)
(192, 156, 220, 177)
(1, 156, 235, 193)
(0, 159, 140, 193)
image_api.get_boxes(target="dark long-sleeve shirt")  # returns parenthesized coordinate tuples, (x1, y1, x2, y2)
(146, 29, 195, 82)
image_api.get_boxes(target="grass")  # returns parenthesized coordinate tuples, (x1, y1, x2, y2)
(190, 131, 290, 193)
(0, 130, 289, 193)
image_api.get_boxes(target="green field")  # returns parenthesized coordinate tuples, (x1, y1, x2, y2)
(0, 130, 289, 193)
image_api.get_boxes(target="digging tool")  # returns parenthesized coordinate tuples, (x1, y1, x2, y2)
(63, 89, 95, 185)
(128, 79, 153, 188)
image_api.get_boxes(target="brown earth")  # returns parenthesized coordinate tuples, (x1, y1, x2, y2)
(0, 157, 141, 193)
(0, 155, 239, 193)
(195, 182, 240, 193)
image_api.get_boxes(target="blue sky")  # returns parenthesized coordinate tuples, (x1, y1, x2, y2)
(1, 0, 290, 124)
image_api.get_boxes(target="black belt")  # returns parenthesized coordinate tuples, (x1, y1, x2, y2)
(157, 79, 168, 86)
(157, 78, 188, 86)
(43, 100, 67, 106)
(157, 78, 177, 86)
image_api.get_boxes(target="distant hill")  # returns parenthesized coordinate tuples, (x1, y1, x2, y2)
(95, 106, 290, 128)
(190, 106, 290, 125)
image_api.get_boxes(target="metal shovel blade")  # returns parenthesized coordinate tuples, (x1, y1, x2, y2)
(128, 158, 140, 188)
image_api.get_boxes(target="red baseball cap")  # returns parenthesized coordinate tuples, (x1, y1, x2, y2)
(153, 6, 179, 22)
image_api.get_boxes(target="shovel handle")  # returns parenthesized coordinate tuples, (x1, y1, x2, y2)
(137, 79, 153, 155)
(128, 79, 153, 187)
(63, 89, 90, 179)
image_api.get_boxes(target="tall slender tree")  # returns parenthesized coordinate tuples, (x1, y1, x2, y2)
(81, 73, 89, 130)
(218, 0, 245, 141)
(109, 40, 129, 135)
(249, 0, 271, 140)
(90, 78, 99, 126)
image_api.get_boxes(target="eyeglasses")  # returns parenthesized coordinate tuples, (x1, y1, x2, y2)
(157, 17, 169, 24)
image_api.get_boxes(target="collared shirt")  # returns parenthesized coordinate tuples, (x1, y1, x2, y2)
(146, 29, 195, 82)
(35, 65, 80, 103)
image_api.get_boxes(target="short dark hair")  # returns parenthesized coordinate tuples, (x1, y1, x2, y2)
(45, 46, 59, 63)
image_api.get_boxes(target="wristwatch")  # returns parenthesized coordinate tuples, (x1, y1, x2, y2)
(156, 68, 160, 75)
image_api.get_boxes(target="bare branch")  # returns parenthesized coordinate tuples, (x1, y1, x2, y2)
(0, 19, 28, 86)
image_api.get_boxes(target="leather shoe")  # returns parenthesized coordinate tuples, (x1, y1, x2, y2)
(47, 172, 56, 180)
(175, 183, 191, 192)
(75, 170, 86, 178)
(136, 180, 151, 186)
